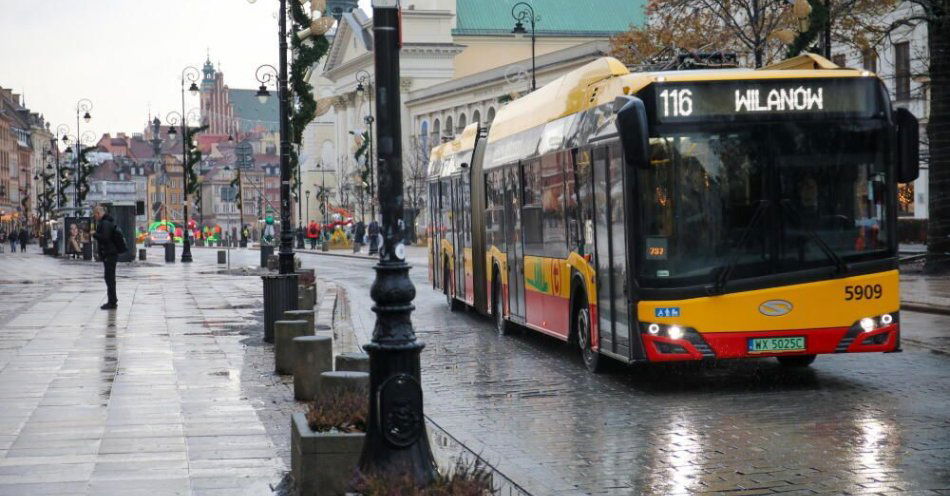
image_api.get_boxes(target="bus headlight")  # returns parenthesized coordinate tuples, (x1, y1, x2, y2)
(648, 323, 660, 335)
(860, 318, 875, 332)
(668, 325, 684, 340)
(880, 313, 893, 325)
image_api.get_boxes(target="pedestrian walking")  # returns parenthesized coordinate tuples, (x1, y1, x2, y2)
(9, 229, 18, 253)
(354, 220, 366, 253)
(307, 221, 320, 249)
(367, 220, 380, 255)
(0, 228, 6, 253)
(92, 205, 126, 310)
(18, 227, 28, 252)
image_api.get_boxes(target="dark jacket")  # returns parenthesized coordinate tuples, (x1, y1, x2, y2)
(94, 214, 119, 257)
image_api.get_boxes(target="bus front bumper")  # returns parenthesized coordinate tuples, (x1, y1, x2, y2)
(640, 321, 900, 362)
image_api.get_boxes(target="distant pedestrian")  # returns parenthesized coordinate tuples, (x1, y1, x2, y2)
(8, 229, 18, 253)
(18, 228, 28, 252)
(92, 205, 125, 310)
(0, 229, 6, 253)
(354, 220, 366, 253)
(367, 220, 380, 255)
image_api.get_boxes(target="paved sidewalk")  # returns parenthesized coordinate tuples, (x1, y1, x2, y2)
(0, 248, 289, 495)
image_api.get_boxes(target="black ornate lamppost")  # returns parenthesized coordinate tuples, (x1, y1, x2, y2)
(73, 99, 93, 210)
(511, 2, 539, 92)
(59, 127, 96, 212)
(355, 70, 376, 221)
(167, 66, 201, 263)
(357, 0, 438, 485)
(254, 61, 295, 273)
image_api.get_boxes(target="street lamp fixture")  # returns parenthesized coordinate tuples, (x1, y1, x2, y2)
(256, 85, 271, 105)
(82, 112, 91, 123)
(511, 2, 538, 92)
(255, 64, 278, 105)
(167, 126, 177, 139)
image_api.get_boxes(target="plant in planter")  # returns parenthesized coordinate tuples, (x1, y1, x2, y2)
(292, 389, 367, 496)
(352, 458, 495, 496)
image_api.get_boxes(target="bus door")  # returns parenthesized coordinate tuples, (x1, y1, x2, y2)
(591, 145, 631, 358)
(451, 176, 463, 298)
(504, 163, 525, 321)
(454, 174, 468, 302)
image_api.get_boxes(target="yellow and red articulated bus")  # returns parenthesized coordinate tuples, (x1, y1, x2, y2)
(427, 54, 920, 372)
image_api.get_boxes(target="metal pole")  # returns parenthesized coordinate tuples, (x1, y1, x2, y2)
(74, 109, 80, 210)
(530, 14, 536, 91)
(277, 0, 295, 274)
(180, 73, 193, 263)
(296, 152, 304, 248)
(357, 0, 437, 484)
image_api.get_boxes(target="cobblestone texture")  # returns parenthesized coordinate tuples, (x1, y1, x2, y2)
(309, 247, 950, 496)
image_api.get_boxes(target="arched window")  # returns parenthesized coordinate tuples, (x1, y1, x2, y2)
(433, 118, 441, 143)
(457, 113, 467, 133)
(445, 116, 453, 138)
(420, 120, 429, 151)
(487, 107, 496, 123)
(472, 110, 481, 125)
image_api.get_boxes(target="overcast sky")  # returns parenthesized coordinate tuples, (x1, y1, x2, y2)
(1, 0, 372, 140)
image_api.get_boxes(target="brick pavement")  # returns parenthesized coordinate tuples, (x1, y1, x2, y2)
(313, 251, 950, 496)
(0, 248, 294, 495)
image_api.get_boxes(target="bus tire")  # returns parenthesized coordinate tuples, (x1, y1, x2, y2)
(492, 273, 511, 335)
(444, 263, 461, 312)
(574, 294, 602, 373)
(777, 355, 816, 367)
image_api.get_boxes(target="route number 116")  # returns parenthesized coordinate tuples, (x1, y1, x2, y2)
(660, 89, 694, 118)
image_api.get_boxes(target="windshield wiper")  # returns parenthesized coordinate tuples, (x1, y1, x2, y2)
(708, 199, 770, 295)
(779, 199, 850, 275)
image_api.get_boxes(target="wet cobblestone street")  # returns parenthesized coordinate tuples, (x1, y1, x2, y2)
(314, 249, 950, 496)
(1, 247, 948, 495)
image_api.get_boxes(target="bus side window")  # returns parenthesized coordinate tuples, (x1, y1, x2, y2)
(572, 148, 593, 255)
(522, 159, 544, 255)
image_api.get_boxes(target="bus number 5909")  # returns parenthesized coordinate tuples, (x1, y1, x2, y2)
(845, 284, 882, 301)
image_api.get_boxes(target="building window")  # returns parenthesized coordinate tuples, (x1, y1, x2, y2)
(862, 49, 877, 72)
(457, 113, 467, 133)
(444, 116, 453, 138)
(895, 41, 911, 101)
(473, 110, 481, 125)
(487, 107, 496, 124)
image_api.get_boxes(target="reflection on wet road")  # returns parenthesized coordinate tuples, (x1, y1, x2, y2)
(299, 250, 950, 495)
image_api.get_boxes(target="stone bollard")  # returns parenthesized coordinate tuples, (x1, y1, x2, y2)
(284, 309, 315, 334)
(318, 371, 369, 403)
(292, 335, 333, 401)
(138, 248, 146, 261)
(217, 250, 227, 264)
(298, 286, 315, 310)
(334, 352, 370, 373)
(274, 320, 309, 375)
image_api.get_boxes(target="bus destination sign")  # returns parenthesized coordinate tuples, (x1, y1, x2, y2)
(652, 78, 878, 123)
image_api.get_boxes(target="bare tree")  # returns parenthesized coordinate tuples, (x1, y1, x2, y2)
(403, 135, 431, 243)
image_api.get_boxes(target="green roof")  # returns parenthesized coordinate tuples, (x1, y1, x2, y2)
(453, 0, 646, 37)
(229, 89, 279, 133)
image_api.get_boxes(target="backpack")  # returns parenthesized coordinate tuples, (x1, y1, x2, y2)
(112, 226, 129, 254)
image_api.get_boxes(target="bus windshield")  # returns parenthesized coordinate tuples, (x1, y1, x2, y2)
(636, 120, 892, 288)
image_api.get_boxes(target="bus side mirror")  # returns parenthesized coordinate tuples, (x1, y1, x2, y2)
(614, 96, 650, 169)
(896, 107, 919, 183)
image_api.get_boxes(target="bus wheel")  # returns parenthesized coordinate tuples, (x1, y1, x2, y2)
(493, 279, 510, 336)
(777, 355, 816, 367)
(575, 300, 602, 373)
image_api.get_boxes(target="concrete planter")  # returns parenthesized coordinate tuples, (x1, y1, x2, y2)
(291, 412, 364, 496)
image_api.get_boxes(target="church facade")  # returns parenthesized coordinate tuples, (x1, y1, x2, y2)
(199, 58, 279, 138)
